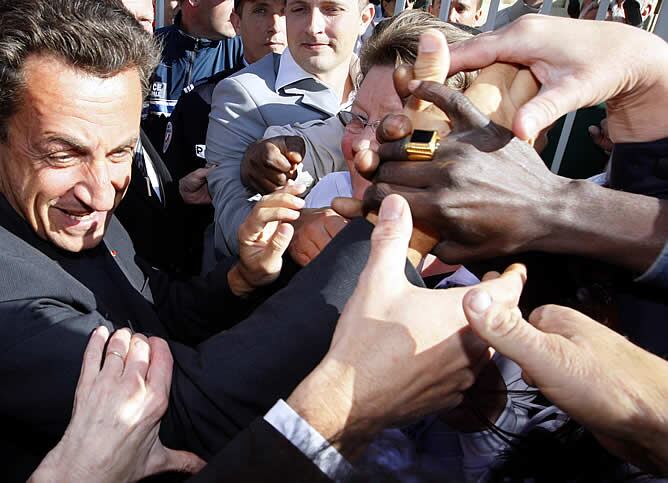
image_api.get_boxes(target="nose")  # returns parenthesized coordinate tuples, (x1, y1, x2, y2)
(73, 160, 116, 212)
(270, 13, 285, 34)
(306, 8, 326, 35)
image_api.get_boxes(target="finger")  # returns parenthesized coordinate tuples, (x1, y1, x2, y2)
(513, 80, 582, 140)
(77, 326, 109, 393)
(409, 81, 489, 132)
(447, 30, 506, 75)
(262, 143, 293, 172)
(362, 184, 440, 222)
(363, 194, 413, 284)
(263, 222, 295, 262)
(146, 337, 174, 398)
(463, 287, 545, 370)
(481, 271, 501, 281)
(528, 304, 598, 340)
(376, 113, 413, 144)
(271, 182, 307, 197)
(374, 160, 437, 188)
(252, 168, 288, 191)
(253, 175, 283, 195)
(154, 447, 207, 475)
(394, 63, 415, 102)
(352, 148, 380, 181)
(331, 196, 363, 219)
(102, 328, 132, 377)
(123, 333, 151, 380)
(406, 30, 450, 113)
(241, 207, 302, 241)
(282, 136, 306, 164)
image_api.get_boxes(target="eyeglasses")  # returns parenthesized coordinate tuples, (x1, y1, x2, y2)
(338, 110, 382, 134)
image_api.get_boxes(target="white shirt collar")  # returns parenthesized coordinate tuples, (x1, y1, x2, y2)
(275, 49, 359, 109)
(275, 48, 315, 92)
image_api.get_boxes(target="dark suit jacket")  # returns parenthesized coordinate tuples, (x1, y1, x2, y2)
(0, 194, 422, 481)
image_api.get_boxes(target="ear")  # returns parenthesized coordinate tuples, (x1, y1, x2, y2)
(231, 9, 242, 35)
(359, 3, 374, 34)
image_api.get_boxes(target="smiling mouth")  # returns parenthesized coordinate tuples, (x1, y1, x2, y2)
(54, 207, 98, 222)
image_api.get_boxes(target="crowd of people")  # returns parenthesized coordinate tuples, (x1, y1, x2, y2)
(0, 0, 667, 481)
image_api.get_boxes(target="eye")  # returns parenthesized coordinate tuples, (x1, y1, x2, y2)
(253, 6, 267, 13)
(45, 152, 81, 167)
(109, 149, 134, 163)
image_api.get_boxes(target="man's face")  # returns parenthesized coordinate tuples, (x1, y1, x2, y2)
(340, 65, 401, 199)
(123, 0, 155, 33)
(198, 0, 237, 38)
(286, 0, 372, 76)
(448, 0, 482, 26)
(0, 55, 141, 252)
(232, 0, 287, 63)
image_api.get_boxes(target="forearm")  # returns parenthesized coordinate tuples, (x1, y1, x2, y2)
(536, 179, 667, 274)
(286, 358, 380, 461)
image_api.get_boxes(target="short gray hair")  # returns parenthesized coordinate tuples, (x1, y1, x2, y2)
(0, 0, 160, 142)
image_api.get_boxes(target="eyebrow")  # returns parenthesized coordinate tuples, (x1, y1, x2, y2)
(42, 134, 138, 154)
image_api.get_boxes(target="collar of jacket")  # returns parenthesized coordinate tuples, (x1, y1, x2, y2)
(172, 11, 224, 49)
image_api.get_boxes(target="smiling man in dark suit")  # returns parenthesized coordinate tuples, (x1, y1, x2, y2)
(0, 0, 374, 479)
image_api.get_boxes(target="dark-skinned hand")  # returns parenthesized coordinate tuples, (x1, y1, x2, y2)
(240, 135, 306, 195)
(334, 81, 570, 264)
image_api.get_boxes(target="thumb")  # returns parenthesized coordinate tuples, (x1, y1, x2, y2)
(513, 82, 579, 140)
(156, 447, 207, 474)
(406, 29, 450, 113)
(463, 284, 546, 373)
(363, 194, 413, 285)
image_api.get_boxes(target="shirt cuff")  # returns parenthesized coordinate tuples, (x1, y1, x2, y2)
(264, 399, 353, 480)
(635, 239, 668, 290)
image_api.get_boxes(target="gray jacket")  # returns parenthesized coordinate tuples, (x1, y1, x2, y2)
(205, 52, 343, 257)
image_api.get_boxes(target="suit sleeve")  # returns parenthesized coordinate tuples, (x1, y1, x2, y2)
(158, 218, 426, 460)
(205, 76, 267, 258)
(187, 417, 331, 483)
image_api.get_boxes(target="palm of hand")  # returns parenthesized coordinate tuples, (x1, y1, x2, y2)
(239, 220, 283, 286)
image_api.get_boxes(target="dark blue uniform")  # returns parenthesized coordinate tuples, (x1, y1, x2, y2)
(142, 12, 244, 150)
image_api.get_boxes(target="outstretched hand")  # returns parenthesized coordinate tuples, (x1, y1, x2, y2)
(336, 81, 567, 264)
(231, 183, 305, 295)
(463, 294, 668, 475)
(288, 194, 527, 456)
(447, 15, 668, 142)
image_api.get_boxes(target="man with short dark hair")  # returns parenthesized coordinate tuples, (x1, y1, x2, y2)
(143, 0, 244, 149)
(0, 3, 493, 482)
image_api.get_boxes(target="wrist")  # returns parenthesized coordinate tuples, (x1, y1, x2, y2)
(287, 358, 380, 459)
(535, 179, 665, 272)
(227, 264, 256, 297)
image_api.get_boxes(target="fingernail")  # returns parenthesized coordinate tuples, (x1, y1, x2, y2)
(522, 116, 537, 139)
(408, 80, 422, 92)
(469, 290, 492, 314)
(419, 32, 440, 53)
(379, 195, 403, 221)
